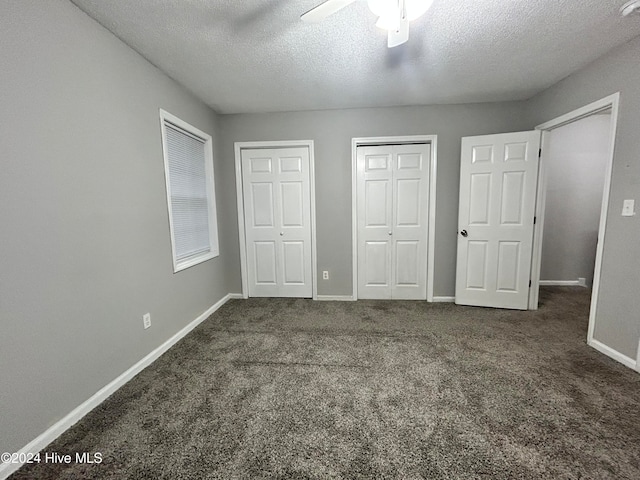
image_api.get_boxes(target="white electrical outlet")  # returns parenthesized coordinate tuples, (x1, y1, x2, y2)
(322, 270, 329, 280)
(143, 313, 151, 329)
(621, 199, 635, 217)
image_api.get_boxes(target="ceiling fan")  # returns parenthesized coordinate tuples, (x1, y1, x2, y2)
(301, 0, 434, 47)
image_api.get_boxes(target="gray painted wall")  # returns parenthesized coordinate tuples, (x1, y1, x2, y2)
(0, 0, 236, 455)
(219, 103, 530, 298)
(3, 0, 637, 462)
(526, 35, 640, 360)
(540, 114, 611, 287)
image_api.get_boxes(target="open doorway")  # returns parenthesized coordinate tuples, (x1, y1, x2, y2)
(529, 93, 620, 352)
(539, 110, 612, 289)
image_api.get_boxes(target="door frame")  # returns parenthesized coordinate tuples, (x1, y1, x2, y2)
(234, 140, 318, 300)
(351, 135, 438, 301)
(529, 93, 620, 344)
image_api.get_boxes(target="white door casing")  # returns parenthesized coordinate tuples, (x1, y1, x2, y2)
(357, 144, 430, 299)
(455, 131, 541, 309)
(241, 147, 312, 297)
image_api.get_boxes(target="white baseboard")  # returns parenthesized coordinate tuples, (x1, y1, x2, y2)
(315, 295, 355, 301)
(0, 293, 240, 480)
(432, 296, 455, 303)
(588, 338, 637, 371)
(539, 280, 587, 287)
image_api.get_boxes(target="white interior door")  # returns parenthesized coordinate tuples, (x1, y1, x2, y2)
(455, 131, 541, 309)
(241, 147, 312, 297)
(357, 144, 430, 299)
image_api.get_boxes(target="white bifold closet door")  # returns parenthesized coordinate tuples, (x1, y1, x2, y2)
(241, 147, 312, 297)
(357, 144, 430, 299)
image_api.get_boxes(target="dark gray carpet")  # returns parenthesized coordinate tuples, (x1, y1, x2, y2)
(11, 287, 640, 479)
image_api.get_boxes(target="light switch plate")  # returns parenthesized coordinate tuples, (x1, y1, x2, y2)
(622, 199, 635, 217)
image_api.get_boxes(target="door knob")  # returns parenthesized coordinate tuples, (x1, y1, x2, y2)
(460, 229, 468, 237)
(388, 231, 393, 236)
(280, 232, 284, 236)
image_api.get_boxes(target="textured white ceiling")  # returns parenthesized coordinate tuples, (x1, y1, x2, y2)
(69, 0, 640, 114)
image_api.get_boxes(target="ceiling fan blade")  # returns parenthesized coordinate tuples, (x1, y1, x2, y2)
(387, 0, 409, 47)
(301, 0, 357, 23)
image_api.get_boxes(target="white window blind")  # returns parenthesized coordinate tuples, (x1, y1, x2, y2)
(160, 110, 219, 272)
(165, 124, 210, 260)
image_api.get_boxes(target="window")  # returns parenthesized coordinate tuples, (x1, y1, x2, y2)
(160, 109, 219, 272)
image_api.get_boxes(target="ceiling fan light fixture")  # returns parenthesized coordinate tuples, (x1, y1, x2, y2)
(368, 0, 434, 29)
(620, 0, 640, 16)
(376, 15, 398, 30)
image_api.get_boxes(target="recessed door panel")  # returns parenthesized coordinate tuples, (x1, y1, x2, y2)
(469, 174, 491, 225)
(397, 153, 421, 170)
(250, 157, 272, 173)
(395, 241, 419, 285)
(504, 143, 527, 162)
(280, 156, 302, 173)
(366, 155, 390, 171)
(472, 145, 493, 164)
(500, 171, 525, 225)
(466, 241, 488, 290)
(282, 241, 305, 284)
(396, 179, 420, 226)
(281, 182, 304, 227)
(496, 241, 520, 292)
(251, 183, 274, 227)
(365, 180, 390, 227)
(254, 242, 277, 284)
(365, 241, 389, 286)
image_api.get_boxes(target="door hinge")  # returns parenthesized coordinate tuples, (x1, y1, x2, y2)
(534, 216, 536, 225)
(538, 148, 542, 157)
(529, 280, 532, 288)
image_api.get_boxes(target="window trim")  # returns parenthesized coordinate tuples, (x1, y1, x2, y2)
(159, 109, 219, 273)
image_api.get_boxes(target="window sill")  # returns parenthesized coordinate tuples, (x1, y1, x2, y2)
(173, 251, 218, 273)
